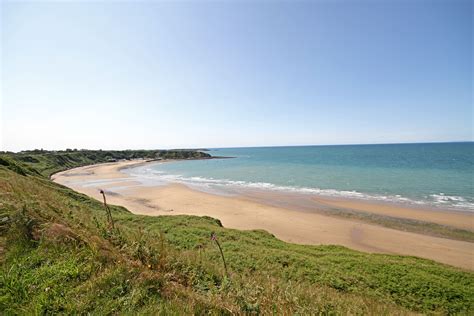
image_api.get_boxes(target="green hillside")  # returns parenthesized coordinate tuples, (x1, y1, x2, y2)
(1, 151, 473, 314)
(0, 149, 211, 178)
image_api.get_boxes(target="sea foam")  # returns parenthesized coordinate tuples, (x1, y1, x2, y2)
(125, 166, 474, 212)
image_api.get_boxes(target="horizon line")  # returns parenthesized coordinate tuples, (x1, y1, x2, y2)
(4, 140, 473, 153)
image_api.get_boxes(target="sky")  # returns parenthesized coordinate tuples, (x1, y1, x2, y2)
(1, 0, 472, 151)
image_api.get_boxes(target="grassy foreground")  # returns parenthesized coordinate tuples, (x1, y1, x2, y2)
(0, 152, 473, 314)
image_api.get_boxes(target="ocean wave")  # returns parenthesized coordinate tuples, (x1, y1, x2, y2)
(428, 193, 474, 209)
(125, 168, 474, 211)
(430, 193, 466, 203)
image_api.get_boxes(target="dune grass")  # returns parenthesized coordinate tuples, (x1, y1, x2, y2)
(0, 152, 473, 314)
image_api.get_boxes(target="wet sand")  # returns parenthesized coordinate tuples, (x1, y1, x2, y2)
(52, 160, 474, 270)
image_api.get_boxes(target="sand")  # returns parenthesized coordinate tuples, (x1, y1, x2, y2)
(313, 197, 474, 231)
(52, 160, 474, 270)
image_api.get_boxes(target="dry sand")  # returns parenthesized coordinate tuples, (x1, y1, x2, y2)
(52, 160, 474, 270)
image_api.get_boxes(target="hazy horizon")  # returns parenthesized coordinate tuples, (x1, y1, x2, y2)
(2, 0, 472, 152)
(3, 140, 472, 153)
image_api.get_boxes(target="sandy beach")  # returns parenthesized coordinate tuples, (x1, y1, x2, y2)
(52, 160, 474, 270)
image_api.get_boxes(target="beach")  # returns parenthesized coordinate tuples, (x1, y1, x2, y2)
(52, 160, 474, 270)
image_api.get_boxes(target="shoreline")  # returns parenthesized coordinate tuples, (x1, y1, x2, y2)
(122, 159, 473, 214)
(227, 187, 473, 230)
(117, 156, 235, 172)
(52, 159, 474, 270)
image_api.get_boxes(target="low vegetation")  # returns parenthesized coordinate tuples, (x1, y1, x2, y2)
(1, 151, 473, 314)
(0, 149, 211, 177)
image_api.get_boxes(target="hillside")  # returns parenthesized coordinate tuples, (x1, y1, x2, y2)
(1, 151, 473, 314)
(0, 149, 211, 178)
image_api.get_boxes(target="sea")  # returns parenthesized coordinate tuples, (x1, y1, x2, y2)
(125, 142, 474, 211)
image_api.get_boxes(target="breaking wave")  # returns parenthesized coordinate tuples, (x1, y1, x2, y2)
(125, 167, 474, 212)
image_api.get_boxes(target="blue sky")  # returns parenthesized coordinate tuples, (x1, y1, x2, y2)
(1, 0, 472, 151)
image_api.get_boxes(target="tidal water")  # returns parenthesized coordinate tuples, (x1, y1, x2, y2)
(126, 143, 474, 211)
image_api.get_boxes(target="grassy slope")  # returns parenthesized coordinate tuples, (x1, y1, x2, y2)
(0, 153, 473, 314)
(1, 149, 211, 178)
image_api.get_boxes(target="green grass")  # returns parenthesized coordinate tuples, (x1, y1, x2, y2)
(0, 152, 473, 314)
(1, 149, 210, 178)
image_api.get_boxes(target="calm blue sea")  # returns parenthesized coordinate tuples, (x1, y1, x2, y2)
(127, 143, 474, 211)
